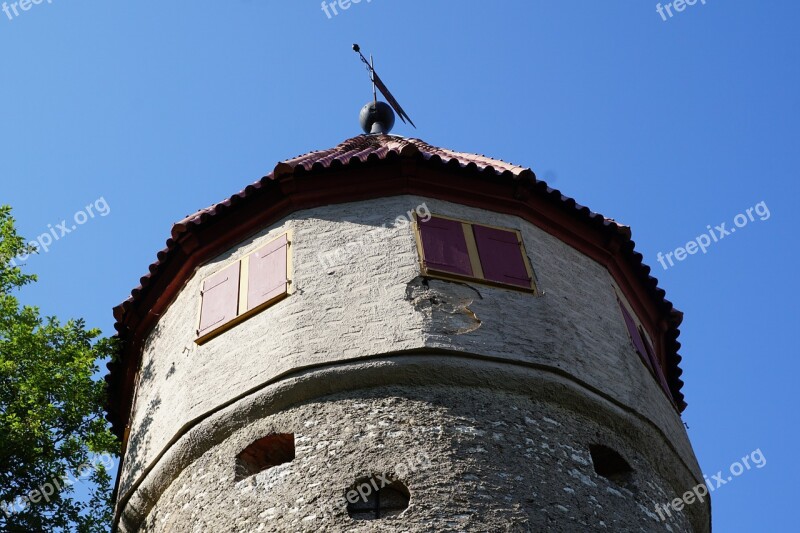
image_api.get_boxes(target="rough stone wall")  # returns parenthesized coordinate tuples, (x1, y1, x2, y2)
(140, 384, 695, 532)
(118, 195, 704, 530)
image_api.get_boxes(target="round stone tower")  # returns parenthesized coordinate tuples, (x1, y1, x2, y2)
(106, 134, 710, 532)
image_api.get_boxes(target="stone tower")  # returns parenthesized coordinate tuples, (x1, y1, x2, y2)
(106, 134, 710, 532)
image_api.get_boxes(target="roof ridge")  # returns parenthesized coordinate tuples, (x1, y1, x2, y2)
(176, 135, 535, 227)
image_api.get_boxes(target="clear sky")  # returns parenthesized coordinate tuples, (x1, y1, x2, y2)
(1, 1, 797, 530)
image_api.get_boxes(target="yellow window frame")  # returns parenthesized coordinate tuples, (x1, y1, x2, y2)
(195, 231, 293, 345)
(412, 213, 538, 293)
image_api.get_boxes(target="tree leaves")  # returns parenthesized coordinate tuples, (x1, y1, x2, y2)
(0, 206, 118, 532)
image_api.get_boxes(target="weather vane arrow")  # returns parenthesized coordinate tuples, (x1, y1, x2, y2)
(353, 44, 416, 130)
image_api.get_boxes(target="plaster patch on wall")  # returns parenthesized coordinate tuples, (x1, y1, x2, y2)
(405, 277, 482, 335)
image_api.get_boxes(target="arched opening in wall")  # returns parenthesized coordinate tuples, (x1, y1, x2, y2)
(235, 433, 295, 481)
(589, 444, 633, 485)
(345, 475, 410, 520)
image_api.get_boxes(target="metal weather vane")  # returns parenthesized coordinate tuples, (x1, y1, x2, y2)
(352, 44, 416, 129)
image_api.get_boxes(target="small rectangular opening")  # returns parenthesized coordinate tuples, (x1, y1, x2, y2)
(235, 433, 295, 481)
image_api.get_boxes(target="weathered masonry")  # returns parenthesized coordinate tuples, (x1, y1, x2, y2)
(106, 134, 710, 532)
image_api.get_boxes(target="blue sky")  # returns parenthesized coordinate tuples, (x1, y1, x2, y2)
(1, 1, 797, 530)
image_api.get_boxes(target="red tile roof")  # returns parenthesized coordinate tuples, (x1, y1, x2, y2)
(168, 134, 628, 240)
(174, 136, 536, 231)
(107, 134, 685, 439)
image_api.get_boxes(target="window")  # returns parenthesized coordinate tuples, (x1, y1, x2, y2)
(589, 444, 633, 486)
(196, 232, 290, 344)
(617, 299, 653, 373)
(247, 234, 289, 311)
(346, 476, 410, 520)
(235, 433, 295, 481)
(617, 298, 674, 402)
(414, 215, 536, 291)
(640, 325, 673, 399)
(197, 262, 241, 339)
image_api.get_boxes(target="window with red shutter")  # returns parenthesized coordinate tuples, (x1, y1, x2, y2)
(198, 262, 240, 339)
(194, 232, 292, 344)
(640, 326, 674, 402)
(617, 299, 652, 372)
(618, 300, 675, 403)
(472, 225, 532, 288)
(415, 214, 537, 292)
(248, 234, 289, 311)
(417, 216, 473, 277)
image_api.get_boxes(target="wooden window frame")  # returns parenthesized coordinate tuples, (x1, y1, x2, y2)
(617, 296, 676, 405)
(413, 213, 538, 293)
(639, 324, 675, 404)
(617, 298, 652, 371)
(195, 231, 292, 345)
(196, 261, 241, 339)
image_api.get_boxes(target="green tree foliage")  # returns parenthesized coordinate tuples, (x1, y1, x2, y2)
(0, 206, 118, 532)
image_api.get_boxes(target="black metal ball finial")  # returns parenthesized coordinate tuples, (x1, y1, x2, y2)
(359, 101, 395, 134)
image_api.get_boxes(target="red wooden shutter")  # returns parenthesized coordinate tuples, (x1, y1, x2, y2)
(248, 234, 288, 311)
(198, 262, 240, 338)
(472, 225, 532, 288)
(418, 216, 473, 277)
(617, 299, 652, 371)
(641, 327, 674, 400)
